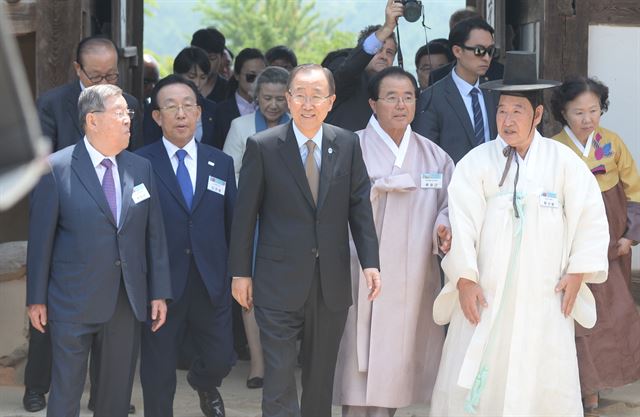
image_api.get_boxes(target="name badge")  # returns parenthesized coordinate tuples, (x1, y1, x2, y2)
(207, 176, 226, 195)
(421, 173, 443, 189)
(132, 183, 150, 204)
(539, 192, 560, 209)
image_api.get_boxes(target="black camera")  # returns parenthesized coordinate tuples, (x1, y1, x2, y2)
(396, 0, 423, 23)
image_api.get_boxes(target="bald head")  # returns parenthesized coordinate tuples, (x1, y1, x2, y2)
(73, 36, 119, 87)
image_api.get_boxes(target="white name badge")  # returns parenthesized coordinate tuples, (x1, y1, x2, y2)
(421, 173, 443, 189)
(132, 183, 151, 204)
(207, 176, 226, 195)
(539, 191, 560, 209)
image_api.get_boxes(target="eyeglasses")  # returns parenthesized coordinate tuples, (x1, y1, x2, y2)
(143, 78, 157, 86)
(80, 66, 119, 83)
(459, 45, 497, 58)
(244, 73, 257, 83)
(157, 103, 199, 115)
(92, 109, 134, 120)
(288, 92, 332, 105)
(377, 96, 416, 105)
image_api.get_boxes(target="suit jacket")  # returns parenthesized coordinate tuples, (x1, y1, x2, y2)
(136, 140, 236, 305)
(227, 122, 380, 312)
(142, 94, 217, 146)
(413, 72, 498, 164)
(428, 60, 505, 87)
(36, 81, 142, 151)
(26, 141, 172, 324)
(326, 42, 373, 132)
(211, 95, 240, 150)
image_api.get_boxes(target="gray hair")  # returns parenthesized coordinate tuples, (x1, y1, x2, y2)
(78, 84, 123, 131)
(253, 66, 290, 97)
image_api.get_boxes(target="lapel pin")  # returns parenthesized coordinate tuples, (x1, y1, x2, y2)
(208, 161, 215, 167)
(328, 148, 333, 154)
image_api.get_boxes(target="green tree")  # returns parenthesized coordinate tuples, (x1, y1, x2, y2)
(195, 0, 355, 65)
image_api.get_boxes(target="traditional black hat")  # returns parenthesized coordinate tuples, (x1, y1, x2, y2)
(480, 51, 560, 91)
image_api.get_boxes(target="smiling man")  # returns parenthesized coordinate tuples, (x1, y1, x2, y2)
(413, 18, 499, 163)
(228, 64, 381, 417)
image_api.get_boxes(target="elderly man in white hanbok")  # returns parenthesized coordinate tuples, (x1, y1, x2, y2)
(430, 52, 609, 417)
(333, 67, 454, 417)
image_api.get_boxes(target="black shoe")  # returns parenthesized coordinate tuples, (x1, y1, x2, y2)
(23, 389, 46, 412)
(88, 398, 136, 414)
(246, 377, 263, 389)
(195, 387, 225, 417)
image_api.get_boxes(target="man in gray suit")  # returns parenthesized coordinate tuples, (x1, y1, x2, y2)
(26, 84, 172, 417)
(413, 18, 499, 163)
(228, 64, 381, 417)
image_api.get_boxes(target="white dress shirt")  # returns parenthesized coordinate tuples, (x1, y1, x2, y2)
(451, 66, 491, 142)
(292, 122, 322, 169)
(162, 137, 198, 192)
(84, 136, 122, 225)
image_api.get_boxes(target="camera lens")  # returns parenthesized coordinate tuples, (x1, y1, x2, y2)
(403, 0, 422, 23)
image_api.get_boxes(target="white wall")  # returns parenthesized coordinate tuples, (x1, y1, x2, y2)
(588, 25, 640, 270)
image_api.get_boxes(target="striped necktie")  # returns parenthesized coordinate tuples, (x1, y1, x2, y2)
(470, 88, 485, 145)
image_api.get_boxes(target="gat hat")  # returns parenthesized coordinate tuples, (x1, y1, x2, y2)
(480, 51, 560, 91)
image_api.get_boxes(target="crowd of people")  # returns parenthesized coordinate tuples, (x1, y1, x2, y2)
(22, 0, 640, 416)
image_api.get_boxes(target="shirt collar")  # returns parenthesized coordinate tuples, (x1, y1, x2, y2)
(451, 65, 480, 96)
(369, 115, 412, 168)
(292, 121, 323, 151)
(162, 136, 198, 161)
(84, 136, 117, 168)
(564, 125, 594, 158)
(79, 80, 86, 91)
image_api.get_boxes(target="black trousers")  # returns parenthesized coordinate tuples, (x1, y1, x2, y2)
(140, 259, 234, 417)
(47, 281, 139, 417)
(255, 261, 348, 417)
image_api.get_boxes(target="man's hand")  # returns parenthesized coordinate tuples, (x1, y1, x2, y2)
(27, 304, 47, 333)
(150, 299, 167, 332)
(232, 277, 253, 310)
(555, 273, 584, 317)
(363, 268, 382, 301)
(437, 224, 452, 254)
(457, 278, 487, 325)
(617, 237, 633, 257)
(377, 0, 404, 41)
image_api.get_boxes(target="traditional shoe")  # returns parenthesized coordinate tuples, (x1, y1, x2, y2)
(246, 377, 263, 389)
(583, 392, 599, 411)
(23, 388, 46, 412)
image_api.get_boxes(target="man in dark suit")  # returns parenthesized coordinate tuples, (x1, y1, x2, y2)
(326, 0, 403, 132)
(137, 75, 236, 417)
(413, 18, 499, 163)
(228, 64, 381, 417)
(23, 35, 141, 414)
(36, 36, 141, 152)
(26, 84, 172, 417)
(191, 28, 229, 103)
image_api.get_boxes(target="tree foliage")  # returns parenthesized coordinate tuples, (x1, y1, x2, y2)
(195, 0, 355, 66)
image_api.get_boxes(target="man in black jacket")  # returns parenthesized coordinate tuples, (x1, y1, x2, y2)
(325, 0, 403, 132)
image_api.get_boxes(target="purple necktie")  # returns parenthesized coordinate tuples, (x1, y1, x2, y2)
(100, 158, 117, 222)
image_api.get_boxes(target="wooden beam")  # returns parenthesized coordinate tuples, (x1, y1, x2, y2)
(2, 0, 37, 35)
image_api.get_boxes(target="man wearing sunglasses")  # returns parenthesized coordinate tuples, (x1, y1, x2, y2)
(23, 35, 141, 414)
(413, 18, 499, 164)
(35, 36, 141, 154)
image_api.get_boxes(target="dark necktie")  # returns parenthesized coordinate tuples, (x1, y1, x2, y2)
(305, 140, 319, 204)
(100, 158, 117, 222)
(176, 149, 193, 209)
(470, 88, 485, 145)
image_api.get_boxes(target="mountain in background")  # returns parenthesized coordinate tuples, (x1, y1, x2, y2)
(144, 0, 464, 74)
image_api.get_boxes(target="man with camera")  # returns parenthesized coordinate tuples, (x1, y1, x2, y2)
(326, 0, 406, 132)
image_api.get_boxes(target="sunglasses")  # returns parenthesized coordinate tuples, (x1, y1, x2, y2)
(459, 45, 497, 57)
(244, 73, 257, 83)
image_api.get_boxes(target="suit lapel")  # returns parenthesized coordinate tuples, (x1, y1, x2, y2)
(71, 141, 117, 227)
(191, 143, 210, 212)
(65, 82, 83, 139)
(316, 125, 338, 211)
(148, 141, 191, 213)
(484, 90, 498, 140)
(443, 75, 477, 149)
(277, 123, 315, 209)
(117, 153, 134, 231)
